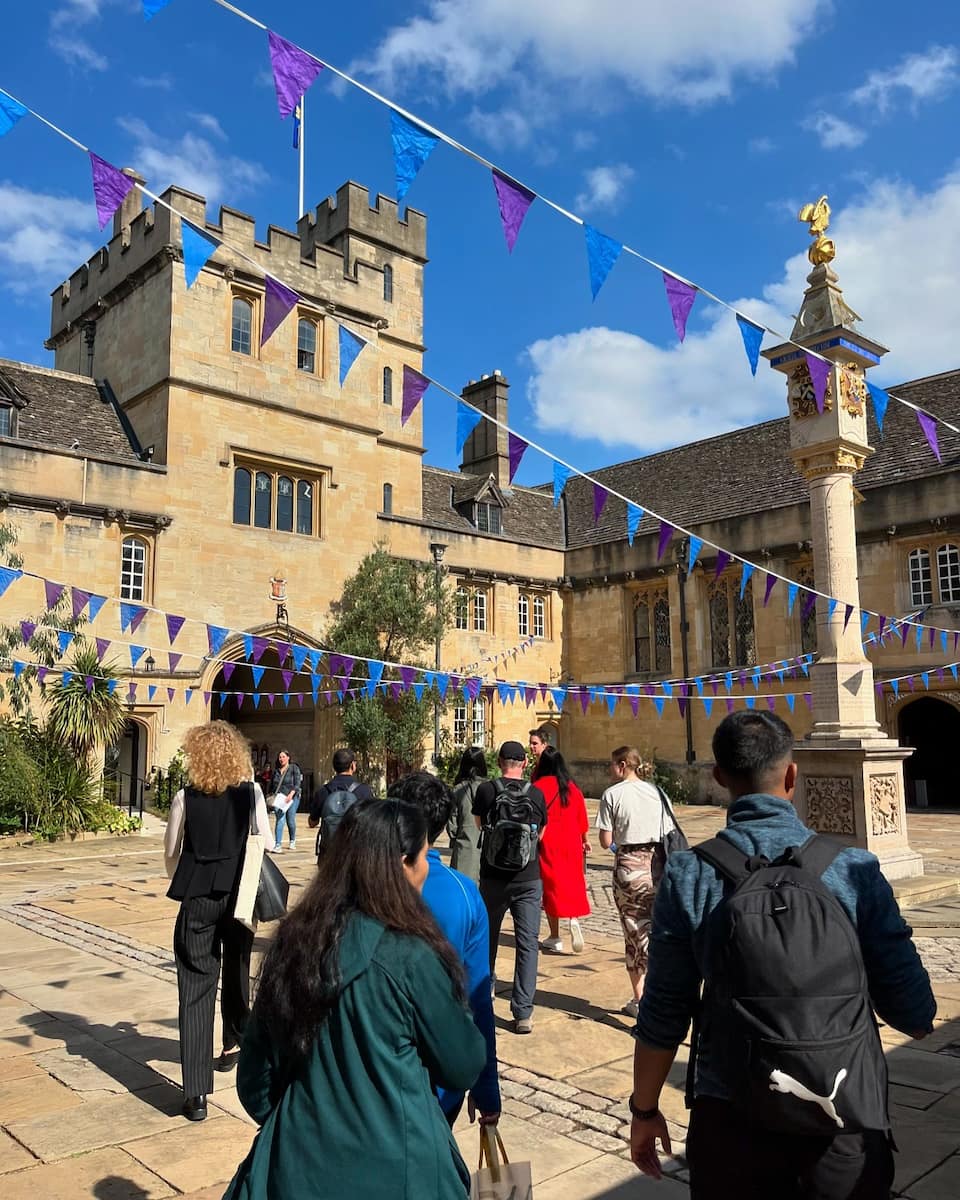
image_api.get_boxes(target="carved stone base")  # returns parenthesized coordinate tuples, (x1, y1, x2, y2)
(793, 738, 924, 881)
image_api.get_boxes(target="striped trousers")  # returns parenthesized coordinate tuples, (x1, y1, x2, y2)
(173, 892, 254, 1097)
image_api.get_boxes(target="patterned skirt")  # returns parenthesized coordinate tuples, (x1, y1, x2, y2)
(611, 843, 664, 973)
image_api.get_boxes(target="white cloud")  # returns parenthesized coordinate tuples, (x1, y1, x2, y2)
(134, 74, 175, 91)
(356, 0, 830, 108)
(525, 166, 960, 453)
(49, 0, 112, 72)
(117, 117, 267, 203)
(851, 45, 958, 113)
(190, 113, 228, 141)
(0, 183, 97, 296)
(575, 164, 636, 211)
(803, 111, 867, 150)
(748, 136, 776, 154)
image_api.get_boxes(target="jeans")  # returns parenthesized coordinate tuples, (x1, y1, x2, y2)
(273, 798, 299, 847)
(480, 874, 542, 1020)
(686, 1098, 895, 1200)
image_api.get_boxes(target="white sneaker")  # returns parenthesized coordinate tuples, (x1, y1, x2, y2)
(289, 841, 297, 850)
(570, 919, 584, 954)
(268, 845, 283, 854)
(540, 937, 564, 953)
(621, 999, 640, 1018)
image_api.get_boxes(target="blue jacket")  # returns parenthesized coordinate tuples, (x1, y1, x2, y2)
(422, 848, 501, 1118)
(635, 793, 936, 1100)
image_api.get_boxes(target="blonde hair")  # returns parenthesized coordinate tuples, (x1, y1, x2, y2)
(182, 721, 252, 795)
(611, 745, 654, 779)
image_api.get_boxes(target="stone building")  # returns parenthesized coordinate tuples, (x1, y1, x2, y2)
(0, 178, 957, 805)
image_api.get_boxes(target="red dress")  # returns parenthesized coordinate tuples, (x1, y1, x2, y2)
(537, 777, 591, 919)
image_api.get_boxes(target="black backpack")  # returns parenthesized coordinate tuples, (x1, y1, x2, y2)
(481, 779, 540, 872)
(315, 781, 359, 855)
(689, 833, 889, 1135)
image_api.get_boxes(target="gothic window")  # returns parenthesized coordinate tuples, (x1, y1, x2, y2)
(383, 263, 394, 303)
(938, 544, 960, 603)
(708, 581, 731, 669)
(708, 576, 756, 668)
(533, 595, 546, 639)
(120, 536, 148, 602)
(382, 483, 393, 514)
(233, 467, 251, 526)
(233, 460, 321, 537)
(797, 566, 818, 655)
(383, 366, 393, 406)
(476, 502, 502, 534)
(909, 548, 932, 607)
(518, 593, 529, 637)
(297, 318, 317, 373)
(296, 480, 313, 535)
(276, 475, 294, 533)
(455, 586, 469, 630)
(735, 581, 757, 667)
(231, 296, 253, 355)
(634, 595, 651, 673)
(633, 588, 671, 675)
(254, 471, 272, 529)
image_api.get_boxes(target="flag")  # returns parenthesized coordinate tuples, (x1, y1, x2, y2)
(401, 365, 429, 425)
(662, 272, 697, 342)
(736, 315, 764, 375)
(491, 170, 535, 253)
(626, 502, 643, 546)
(181, 222, 218, 289)
(740, 562, 754, 599)
(0, 566, 22, 598)
(805, 352, 831, 414)
(391, 110, 438, 204)
(262, 276, 299, 345)
(508, 433, 528, 483)
(142, 0, 172, 17)
(687, 536, 703, 574)
(584, 225, 622, 300)
(553, 463, 571, 506)
(916, 411, 942, 463)
(90, 153, 136, 231)
(292, 101, 302, 150)
(456, 401, 483, 457)
(338, 325, 365, 386)
(657, 521, 675, 562)
(593, 483, 608, 524)
(268, 31, 323, 119)
(166, 614, 185, 644)
(867, 383, 889, 435)
(0, 89, 28, 138)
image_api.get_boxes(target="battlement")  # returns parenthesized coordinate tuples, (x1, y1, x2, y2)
(299, 181, 428, 265)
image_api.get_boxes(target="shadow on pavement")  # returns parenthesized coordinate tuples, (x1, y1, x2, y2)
(92, 1178, 154, 1200)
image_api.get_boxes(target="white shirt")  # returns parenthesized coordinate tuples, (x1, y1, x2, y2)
(596, 778, 671, 846)
(164, 782, 271, 879)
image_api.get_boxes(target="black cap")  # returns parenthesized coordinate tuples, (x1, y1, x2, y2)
(498, 740, 526, 762)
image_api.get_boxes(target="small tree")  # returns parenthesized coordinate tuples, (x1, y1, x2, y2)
(324, 546, 452, 780)
(46, 642, 126, 762)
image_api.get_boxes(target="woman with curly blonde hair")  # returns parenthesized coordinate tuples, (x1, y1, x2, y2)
(164, 721, 271, 1122)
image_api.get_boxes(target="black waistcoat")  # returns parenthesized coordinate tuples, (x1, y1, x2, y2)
(167, 784, 251, 902)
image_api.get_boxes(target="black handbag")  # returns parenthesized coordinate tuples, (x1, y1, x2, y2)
(657, 786, 690, 858)
(255, 851, 290, 923)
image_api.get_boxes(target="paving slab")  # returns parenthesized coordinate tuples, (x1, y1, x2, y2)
(885, 1046, 960, 1092)
(0, 1018, 81, 1058)
(122, 1114, 256, 1193)
(0, 1128, 38, 1174)
(533, 1152, 689, 1199)
(35, 1035, 167, 1094)
(496, 1011, 634, 1078)
(0, 1070, 83, 1120)
(905, 1152, 960, 1199)
(889, 1103, 960, 1192)
(456, 1117, 604, 1187)
(1, 1146, 175, 1200)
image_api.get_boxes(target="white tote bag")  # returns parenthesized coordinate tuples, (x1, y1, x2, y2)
(234, 785, 264, 931)
(471, 1127, 533, 1200)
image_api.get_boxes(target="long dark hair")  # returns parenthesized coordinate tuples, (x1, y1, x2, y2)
(454, 746, 488, 785)
(253, 798, 465, 1057)
(532, 745, 573, 806)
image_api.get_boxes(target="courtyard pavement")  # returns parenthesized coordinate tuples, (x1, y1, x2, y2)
(0, 807, 958, 1198)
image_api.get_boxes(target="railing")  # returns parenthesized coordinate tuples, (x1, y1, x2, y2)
(101, 768, 147, 818)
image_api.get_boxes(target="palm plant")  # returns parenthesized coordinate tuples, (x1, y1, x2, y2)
(45, 641, 126, 761)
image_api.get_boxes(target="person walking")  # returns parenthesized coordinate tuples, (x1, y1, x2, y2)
(164, 720, 271, 1122)
(308, 747, 374, 857)
(629, 711, 936, 1197)
(472, 741, 548, 1035)
(268, 749, 302, 853)
(532, 746, 590, 955)
(596, 746, 672, 1018)
(528, 727, 551, 764)
(389, 771, 500, 1128)
(224, 799, 485, 1200)
(447, 746, 487, 881)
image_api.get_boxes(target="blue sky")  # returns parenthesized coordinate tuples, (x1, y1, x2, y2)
(2, 1, 959, 484)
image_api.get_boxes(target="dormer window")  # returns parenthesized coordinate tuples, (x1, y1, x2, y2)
(0, 405, 12, 438)
(475, 501, 502, 534)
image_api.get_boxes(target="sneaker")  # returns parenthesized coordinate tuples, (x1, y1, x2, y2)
(570, 919, 585, 954)
(514, 1016, 533, 1035)
(268, 845, 283, 854)
(288, 841, 297, 850)
(540, 936, 565, 954)
(621, 999, 640, 1019)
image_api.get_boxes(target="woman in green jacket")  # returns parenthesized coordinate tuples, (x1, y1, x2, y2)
(224, 798, 486, 1200)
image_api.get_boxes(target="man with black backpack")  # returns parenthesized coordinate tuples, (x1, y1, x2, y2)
(308, 748, 374, 859)
(472, 741, 548, 1035)
(629, 711, 935, 1198)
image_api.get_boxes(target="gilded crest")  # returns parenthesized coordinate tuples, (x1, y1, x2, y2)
(789, 362, 832, 418)
(839, 364, 866, 417)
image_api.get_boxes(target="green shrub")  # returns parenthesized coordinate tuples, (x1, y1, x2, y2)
(0, 721, 41, 833)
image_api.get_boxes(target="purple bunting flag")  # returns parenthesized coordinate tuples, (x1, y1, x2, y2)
(592, 483, 608, 524)
(95, 637, 111, 661)
(491, 170, 536, 253)
(45, 580, 65, 609)
(268, 31, 323, 120)
(72, 588, 91, 620)
(89, 153, 136, 231)
(222, 662, 236, 684)
(714, 550, 731, 578)
(763, 573, 778, 606)
(843, 604, 854, 632)
(401, 365, 429, 425)
(507, 433, 529, 483)
(166, 613, 185, 645)
(262, 276, 299, 346)
(657, 521, 675, 562)
(19, 620, 35, 644)
(251, 636, 269, 665)
(916, 411, 942, 463)
(804, 352, 831, 414)
(662, 272, 697, 342)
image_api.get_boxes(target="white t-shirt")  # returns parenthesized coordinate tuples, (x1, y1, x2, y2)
(596, 778, 671, 846)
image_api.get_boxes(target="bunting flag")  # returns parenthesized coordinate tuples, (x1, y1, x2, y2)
(185, 689, 193, 704)
(787, 582, 798, 615)
(804, 353, 831, 414)
(584, 225, 622, 300)
(57, 631, 74, 656)
(687, 536, 703, 574)
(867, 382, 889, 434)
(338, 325, 365, 387)
(657, 521, 675, 562)
(714, 550, 731, 578)
(917, 411, 942, 463)
(365, 661, 385, 696)
(662, 273, 697, 342)
(130, 645, 147, 669)
(251, 666, 265, 688)
(801, 590, 817, 620)
(401, 365, 429, 425)
(142, 0, 172, 17)
(492, 170, 536, 253)
(786, 693, 796, 713)
(166, 614, 185, 645)
(828, 598, 838, 623)
(71, 588, 91, 620)
(740, 562, 754, 599)
(507, 433, 528, 483)
(262, 276, 299, 345)
(291, 645, 309, 672)
(553, 463, 571, 506)
(96, 637, 111, 661)
(119, 603, 147, 635)
(653, 697, 665, 717)
(626, 502, 643, 547)
(391, 110, 438, 204)
(90, 153, 135, 231)
(88, 594, 107, 623)
(763, 573, 777, 606)
(45, 580, 64, 609)
(593, 483, 609, 524)
(736, 315, 764, 376)
(0, 566, 22, 598)
(843, 604, 854, 632)
(456, 400, 483, 457)
(0, 89, 28, 138)
(207, 624, 230, 655)
(181, 221, 219, 288)
(268, 31, 323, 119)
(169, 652, 182, 672)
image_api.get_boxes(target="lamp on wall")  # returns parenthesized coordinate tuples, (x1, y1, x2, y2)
(144, 653, 156, 673)
(270, 574, 289, 625)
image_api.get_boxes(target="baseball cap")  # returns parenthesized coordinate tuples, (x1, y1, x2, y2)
(498, 740, 526, 762)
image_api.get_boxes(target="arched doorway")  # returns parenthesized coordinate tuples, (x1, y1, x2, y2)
(898, 697, 960, 808)
(104, 718, 148, 812)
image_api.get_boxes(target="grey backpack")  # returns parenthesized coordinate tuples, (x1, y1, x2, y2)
(315, 781, 359, 854)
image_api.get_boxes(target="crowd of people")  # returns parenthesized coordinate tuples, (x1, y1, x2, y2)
(161, 713, 936, 1199)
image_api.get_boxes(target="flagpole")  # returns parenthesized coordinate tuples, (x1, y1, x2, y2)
(298, 92, 305, 220)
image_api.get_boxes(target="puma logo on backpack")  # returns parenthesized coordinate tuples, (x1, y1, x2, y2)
(689, 833, 889, 1135)
(481, 779, 539, 872)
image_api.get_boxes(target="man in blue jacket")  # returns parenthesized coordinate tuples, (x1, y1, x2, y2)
(628, 710, 936, 1198)
(388, 772, 501, 1128)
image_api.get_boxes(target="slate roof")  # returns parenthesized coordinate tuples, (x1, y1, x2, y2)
(421, 465, 565, 549)
(557, 368, 960, 550)
(0, 359, 141, 461)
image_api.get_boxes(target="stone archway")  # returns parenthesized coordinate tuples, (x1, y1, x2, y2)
(898, 696, 960, 808)
(104, 716, 150, 811)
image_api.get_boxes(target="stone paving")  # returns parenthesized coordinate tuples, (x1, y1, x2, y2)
(0, 809, 959, 1197)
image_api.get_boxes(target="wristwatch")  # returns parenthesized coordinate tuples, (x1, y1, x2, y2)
(628, 1095, 660, 1121)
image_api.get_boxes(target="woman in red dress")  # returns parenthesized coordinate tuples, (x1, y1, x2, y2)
(531, 747, 590, 954)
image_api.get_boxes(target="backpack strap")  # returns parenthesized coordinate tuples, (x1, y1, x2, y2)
(790, 832, 844, 878)
(347, 781, 359, 795)
(692, 836, 759, 884)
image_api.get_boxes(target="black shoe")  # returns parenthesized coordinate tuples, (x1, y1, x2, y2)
(215, 1049, 240, 1072)
(182, 1095, 208, 1121)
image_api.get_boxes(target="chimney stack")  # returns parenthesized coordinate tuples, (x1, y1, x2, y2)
(113, 168, 147, 243)
(460, 371, 511, 485)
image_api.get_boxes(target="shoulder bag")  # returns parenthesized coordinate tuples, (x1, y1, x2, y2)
(657, 785, 690, 858)
(234, 784, 290, 929)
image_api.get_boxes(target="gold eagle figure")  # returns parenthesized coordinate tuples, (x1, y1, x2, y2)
(798, 195, 836, 265)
